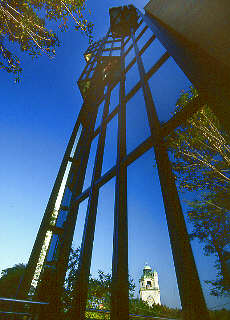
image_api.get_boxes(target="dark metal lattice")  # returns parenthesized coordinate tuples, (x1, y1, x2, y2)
(17, 5, 217, 320)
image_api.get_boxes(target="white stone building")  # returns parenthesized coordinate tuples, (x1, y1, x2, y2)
(139, 265, 161, 306)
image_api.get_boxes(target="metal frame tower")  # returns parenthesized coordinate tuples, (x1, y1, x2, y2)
(18, 4, 225, 320)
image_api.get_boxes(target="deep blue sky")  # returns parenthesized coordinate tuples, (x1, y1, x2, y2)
(0, 0, 229, 311)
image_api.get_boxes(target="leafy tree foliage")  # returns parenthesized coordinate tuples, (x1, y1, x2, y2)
(129, 298, 181, 319)
(0, 263, 26, 297)
(63, 249, 178, 318)
(187, 194, 230, 296)
(168, 87, 230, 193)
(87, 270, 113, 309)
(0, 0, 93, 81)
(209, 308, 230, 320)
(63, 247, 135, 312)
(167, 87, 230, 296)
(84, 299, 181, 320)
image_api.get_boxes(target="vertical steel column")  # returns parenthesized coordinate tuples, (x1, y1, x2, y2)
(70, 40, 116, 320)
(36, 109, 98, 320)
(111, 37, 129, 320)
(55, 126, 92, 273)
(70, 84, 112, 320)
(18, 117, 81, 298)
(33, 33, 110, 315)
(54, 61, 106, 285)
(45, 48, 110, 311)
(131, 29, 210, 320)
(20, 41, 96, 297)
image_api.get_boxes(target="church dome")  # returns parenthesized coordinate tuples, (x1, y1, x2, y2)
(142, 264, 153, 278)
(143, 265, 152, 271)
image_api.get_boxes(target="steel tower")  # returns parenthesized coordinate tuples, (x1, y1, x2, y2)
(18, 4, 221, 320)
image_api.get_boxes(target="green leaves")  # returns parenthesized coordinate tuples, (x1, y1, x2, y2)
(0, 263, 26, 298)
(168, 88, 230, 193)
(63, 247, 135, 312)
(167, 87, 230, 296)
(0, 0, 93, 81)
(129, 298, 181, 319)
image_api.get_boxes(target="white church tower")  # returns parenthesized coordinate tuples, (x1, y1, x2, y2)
(139, 265, 161, 306)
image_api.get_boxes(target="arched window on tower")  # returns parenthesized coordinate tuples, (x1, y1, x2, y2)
(146, 280, 152, 288)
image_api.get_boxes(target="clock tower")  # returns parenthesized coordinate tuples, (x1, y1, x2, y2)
(139, 264, 161, 306)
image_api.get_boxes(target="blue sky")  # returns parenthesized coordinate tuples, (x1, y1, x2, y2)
(0, 0, 229, 311)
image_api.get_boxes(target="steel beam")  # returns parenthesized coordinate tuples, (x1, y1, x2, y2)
(111, 37, 129, 320)
(18, 117, 82, 299)
(131, 28, 210, 320)
(70, 84, 112, 320)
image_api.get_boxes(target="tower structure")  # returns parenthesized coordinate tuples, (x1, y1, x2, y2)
(139, 265, 161, 306)
(17, 3, 224, 320)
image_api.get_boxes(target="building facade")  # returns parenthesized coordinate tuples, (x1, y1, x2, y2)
(139, 265, 161, 306)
